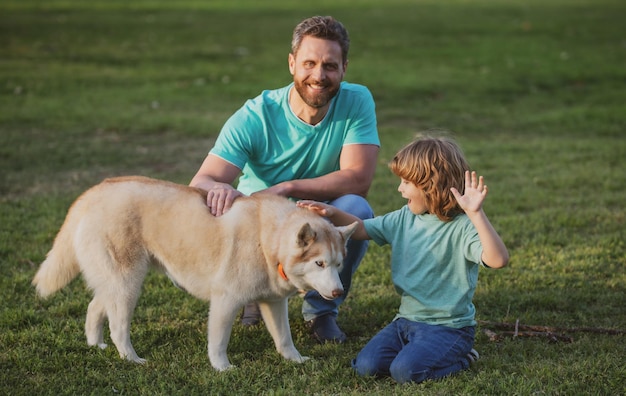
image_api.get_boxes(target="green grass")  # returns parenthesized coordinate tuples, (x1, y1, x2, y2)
(1, 0, 625, 394)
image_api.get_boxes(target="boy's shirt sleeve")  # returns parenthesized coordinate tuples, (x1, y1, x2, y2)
(363, 208, 404, 246)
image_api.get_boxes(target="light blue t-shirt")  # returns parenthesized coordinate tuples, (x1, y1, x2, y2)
(363, 206, 484, 328)
(210, 82, 379, 195)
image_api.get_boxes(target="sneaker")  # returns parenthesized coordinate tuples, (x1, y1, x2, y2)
(466, 348, 480, 364)
(308, 314, 347, 344)
(241, 302, 261, 326)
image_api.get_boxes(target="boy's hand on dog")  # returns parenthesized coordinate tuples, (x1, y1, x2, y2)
(297, 200, 334, 217)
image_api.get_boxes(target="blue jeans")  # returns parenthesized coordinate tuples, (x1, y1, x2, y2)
(301, 194, 373, 321)
(352, 318, 475, 384)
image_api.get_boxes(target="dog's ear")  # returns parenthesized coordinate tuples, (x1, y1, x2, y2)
(336, 221, 358, 243)
(297, 223, 317, 248)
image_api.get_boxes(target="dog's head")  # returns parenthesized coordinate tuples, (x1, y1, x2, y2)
(280, 219, 358, 300)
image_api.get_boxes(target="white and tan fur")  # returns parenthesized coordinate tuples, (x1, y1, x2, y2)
(33, 176, 357, 371)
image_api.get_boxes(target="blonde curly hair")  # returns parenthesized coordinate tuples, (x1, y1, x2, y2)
(389, 136, 469, 222)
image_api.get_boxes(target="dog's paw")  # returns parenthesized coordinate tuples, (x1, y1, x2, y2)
(279, 347, 309, 363)
(122, 353, 147, 365)
(97, 343, 108, 350)
(213, 363, 235, 372)
(284, 353, 310, 364)
(128, 356, 147, 365)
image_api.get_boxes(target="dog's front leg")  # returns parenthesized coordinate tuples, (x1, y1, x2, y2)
(258, 299, 309, 363)
(207, 297, 241, 371)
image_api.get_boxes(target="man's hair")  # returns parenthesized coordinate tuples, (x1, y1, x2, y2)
(291, 16, 350, 64)
(389, 136, 470, 222)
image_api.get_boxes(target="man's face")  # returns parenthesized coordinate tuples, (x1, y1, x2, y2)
(289, 36, 347, 109)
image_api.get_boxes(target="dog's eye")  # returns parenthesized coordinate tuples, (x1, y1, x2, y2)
(315, 260, 324, 268)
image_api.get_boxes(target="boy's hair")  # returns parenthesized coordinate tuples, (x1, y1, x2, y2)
(291, 16, 350, 65)
(390, 136, 469, 222)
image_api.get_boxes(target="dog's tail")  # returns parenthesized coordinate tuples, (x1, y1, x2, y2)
(32, 215, 81, 298)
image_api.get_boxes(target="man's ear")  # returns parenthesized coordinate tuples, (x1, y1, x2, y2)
(288, 53, 296, 75)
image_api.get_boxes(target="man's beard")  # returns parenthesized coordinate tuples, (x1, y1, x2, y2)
(293, 79, 340, 109)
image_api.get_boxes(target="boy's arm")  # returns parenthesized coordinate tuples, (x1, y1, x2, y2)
(451, 171, 509, 269)
(297, 200, 371, 241)
(466, 210, 509, 269)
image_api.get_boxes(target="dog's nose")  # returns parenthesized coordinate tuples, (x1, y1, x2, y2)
(332, 289, 344, 298)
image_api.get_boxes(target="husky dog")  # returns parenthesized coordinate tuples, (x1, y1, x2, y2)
(33, 176, 356, 371)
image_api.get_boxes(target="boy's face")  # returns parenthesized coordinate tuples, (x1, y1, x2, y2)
(398, 178, 428, 215)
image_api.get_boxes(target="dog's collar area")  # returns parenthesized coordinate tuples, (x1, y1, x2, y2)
(277, 262, 289, 281)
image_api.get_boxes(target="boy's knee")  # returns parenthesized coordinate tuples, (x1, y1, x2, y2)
(389, 361, 428, 384)
(351, 356, 380, 378)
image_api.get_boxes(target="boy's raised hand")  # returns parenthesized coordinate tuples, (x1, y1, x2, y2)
(450, 170, 488, 214)
(452, 171, 509, 268)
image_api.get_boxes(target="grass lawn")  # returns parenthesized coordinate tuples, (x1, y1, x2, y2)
(1, 0, 624, 394)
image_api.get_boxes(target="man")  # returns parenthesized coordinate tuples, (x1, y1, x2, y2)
(189, 16, 379, 343)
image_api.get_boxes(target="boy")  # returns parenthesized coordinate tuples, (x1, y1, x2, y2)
(298, 136, 508, 384)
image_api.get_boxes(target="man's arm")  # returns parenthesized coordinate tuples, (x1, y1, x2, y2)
(189, 154, 243, 216)
(262, 144, 379, 200)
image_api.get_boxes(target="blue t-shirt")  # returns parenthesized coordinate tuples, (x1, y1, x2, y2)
(363, 206, 483, 328)
(210, 82, 379, 195)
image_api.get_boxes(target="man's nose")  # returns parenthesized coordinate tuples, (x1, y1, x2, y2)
(311, 65, 325, 81)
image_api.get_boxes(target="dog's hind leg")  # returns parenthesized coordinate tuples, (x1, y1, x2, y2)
(85, 296, 108, 350)
(84, 259, 149, 364)
(75, 215, 150, 363)
(258, 299, 309, 364)
(207, 296, 241, 371)
(105, 270, 148, 364)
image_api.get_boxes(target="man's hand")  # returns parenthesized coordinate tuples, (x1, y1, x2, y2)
(189, 154, 244, 217)
(206, 184, 244, 216)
